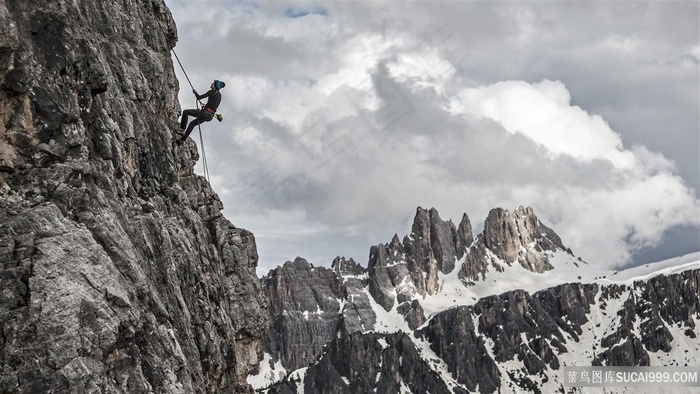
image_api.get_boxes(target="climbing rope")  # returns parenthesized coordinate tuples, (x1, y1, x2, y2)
(197, 111, 211, 182)
(172, 49, 195, 92)
(171, 48, 211, 183)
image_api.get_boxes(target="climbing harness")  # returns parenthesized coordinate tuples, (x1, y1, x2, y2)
(171, 48, 211, 183)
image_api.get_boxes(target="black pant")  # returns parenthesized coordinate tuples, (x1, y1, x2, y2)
(180, 109, 214, 140)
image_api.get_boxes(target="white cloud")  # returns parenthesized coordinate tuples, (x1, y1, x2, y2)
(451, 80, 635, 167)
(226, 63, 698, 268)
(166, 0, 700, 272)
(439, 78, 698, 265)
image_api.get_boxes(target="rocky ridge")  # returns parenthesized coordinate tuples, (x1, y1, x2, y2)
(255, 206, 700, 393)
(263, 263, 699, 393)
(459, 206, 569, 284)
(0, 1, 267, 393)
(417, 267, 700, 392)
(266, 331, 456, 394)
(366, 206, 572, 329)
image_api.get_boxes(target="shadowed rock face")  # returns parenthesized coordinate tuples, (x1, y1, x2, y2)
(0, 1, 268, 393)
(263, 258, 344, 372)
(261, 205, 586, 388)
(365, 206, 568, 327)
(263, 257, 376, 372)
(267, 331, 454, 394)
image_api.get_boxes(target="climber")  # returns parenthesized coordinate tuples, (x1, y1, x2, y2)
(177, 79, 225, 144)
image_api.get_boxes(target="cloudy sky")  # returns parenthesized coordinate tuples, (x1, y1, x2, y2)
(165, 0, 699, 275)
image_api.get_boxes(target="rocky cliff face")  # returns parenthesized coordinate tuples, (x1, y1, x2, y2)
(257, 206, 574, 386)
(367, 206, 571, 328)
(0, 1, 268, 393)
(262, 257, 375, 373)
(260, 207, 479, 378)
(267, 332, 456, 394)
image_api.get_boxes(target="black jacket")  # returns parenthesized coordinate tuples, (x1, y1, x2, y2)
(195, 89, 222, 111)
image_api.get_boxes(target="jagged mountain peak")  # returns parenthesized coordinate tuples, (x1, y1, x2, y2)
(409, 206, 474, 271)
(367, 205, 578, 324)
(262, 255, 376, 376)
(461, 205, 572, 284)
(256, 204, 590, 389)
(287, 256, 314, 269)
(331, 256, 365, 276)
(366, 206, 475, 315)
(484, 206, 568, 259)
(264, 257, 341, 311)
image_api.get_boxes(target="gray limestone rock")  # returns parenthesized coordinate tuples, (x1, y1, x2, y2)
(331, 256, 364, 276)
(367, 206, 567, 327)
(0, 1, 268, 393)
(263, 257, 377, 373)
(265, 269, 699, 393)
(260, 203, 698, 393)
(332, 257, 376, 336)
(367, 207, 474, 326)
(460, 206, 569, 284)
(263, 258, 343, 372)
(268, 332, 453, 394)
(594, 269, 699, 367)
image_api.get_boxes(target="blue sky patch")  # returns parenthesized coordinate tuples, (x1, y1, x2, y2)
(284, 5, 329, 18)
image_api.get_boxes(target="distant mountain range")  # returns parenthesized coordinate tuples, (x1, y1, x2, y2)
(250, 206, 700, 393)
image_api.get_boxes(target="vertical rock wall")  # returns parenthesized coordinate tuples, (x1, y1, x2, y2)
(263, 257, 376, 372)
(0, 0, 268, 393)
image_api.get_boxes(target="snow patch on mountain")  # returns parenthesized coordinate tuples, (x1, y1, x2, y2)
(418, 251, 700, 323)
(363, 286, 412, 334)
(601, 252, 700, 284)
(419, 249, 603, 320)
(247, 352, 287, 391)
